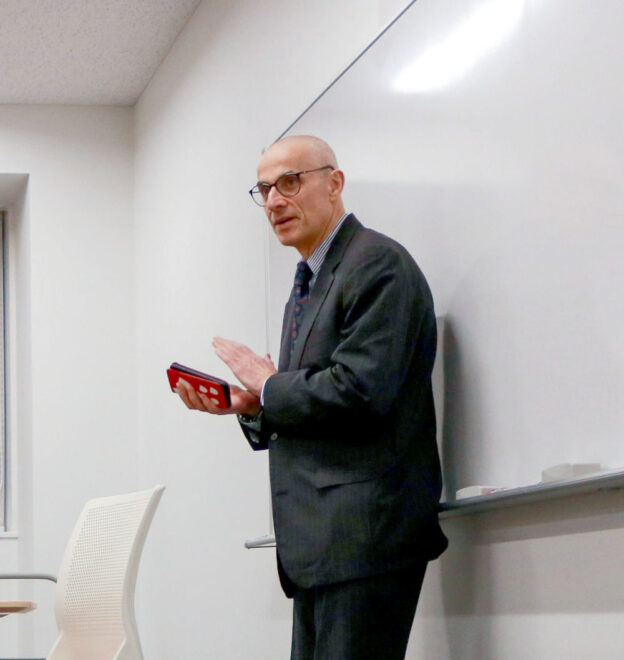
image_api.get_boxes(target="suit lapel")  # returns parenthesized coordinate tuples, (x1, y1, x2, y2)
(288, 214, 362, 369)
(278, 297, 295, 371)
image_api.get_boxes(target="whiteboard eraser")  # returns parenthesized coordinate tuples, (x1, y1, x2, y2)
(541, 463, 602, 482)
(456, 486, 507, 499)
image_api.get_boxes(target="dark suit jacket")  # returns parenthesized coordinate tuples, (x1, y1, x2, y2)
(241, 214, 447, 593)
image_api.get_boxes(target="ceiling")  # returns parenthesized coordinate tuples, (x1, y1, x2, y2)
(0, 0, 202, 105)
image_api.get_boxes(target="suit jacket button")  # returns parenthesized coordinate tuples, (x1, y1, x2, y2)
(270, 432, 278, 441)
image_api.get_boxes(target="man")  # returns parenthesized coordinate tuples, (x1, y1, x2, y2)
(175, 136, 447, 659)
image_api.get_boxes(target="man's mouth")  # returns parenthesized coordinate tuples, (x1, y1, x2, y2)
(274, 216, 295, 228)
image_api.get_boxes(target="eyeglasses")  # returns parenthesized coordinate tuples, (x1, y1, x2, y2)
(249, 165, 335, 206)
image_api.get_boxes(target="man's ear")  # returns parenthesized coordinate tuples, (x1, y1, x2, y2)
(328, 169, 345, 199)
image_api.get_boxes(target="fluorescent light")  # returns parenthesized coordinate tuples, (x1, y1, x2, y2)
(393, 0, 525, 93)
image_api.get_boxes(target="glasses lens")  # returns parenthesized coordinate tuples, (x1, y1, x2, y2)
(275, 173, 300, 197)
(251, 185, 269, 206)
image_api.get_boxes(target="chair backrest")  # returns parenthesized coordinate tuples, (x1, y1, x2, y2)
(47, 485, 165, 660)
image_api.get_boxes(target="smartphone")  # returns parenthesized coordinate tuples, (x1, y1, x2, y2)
(167, 362, 231, 408)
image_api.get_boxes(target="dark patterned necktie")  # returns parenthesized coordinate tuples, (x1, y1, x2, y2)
(291, 261, 313, 348)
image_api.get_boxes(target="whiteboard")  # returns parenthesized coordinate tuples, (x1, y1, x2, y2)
(264, 0, 624, 501)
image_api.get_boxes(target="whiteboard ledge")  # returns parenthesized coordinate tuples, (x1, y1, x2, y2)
(440, 468, 624, 517)
(245, 534, 276, 549)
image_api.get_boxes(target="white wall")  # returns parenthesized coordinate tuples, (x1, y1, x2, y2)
(0, 106, 135, 657)
(412, 491, 624, 659)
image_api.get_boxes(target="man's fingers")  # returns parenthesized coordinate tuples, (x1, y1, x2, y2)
(175, 378, 195, 408)
(197, 391, 224, 414)
(175, 376, 238, 415)
(213, 337, 247, 366)
(176, 378, 213, 412)
(211, 336, 276, 396)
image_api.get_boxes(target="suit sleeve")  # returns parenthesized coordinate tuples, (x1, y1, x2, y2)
(261, 244, 435, 434)
(238, 411, 269, 451)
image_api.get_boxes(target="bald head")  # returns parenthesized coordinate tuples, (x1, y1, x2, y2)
(256, 135, 346, 259)
(262, 135, 339, 170)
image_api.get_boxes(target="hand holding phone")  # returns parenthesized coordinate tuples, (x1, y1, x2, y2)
(167, 362, 231, 408)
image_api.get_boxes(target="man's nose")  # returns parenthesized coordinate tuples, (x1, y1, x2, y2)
(266, 185, 287, 209)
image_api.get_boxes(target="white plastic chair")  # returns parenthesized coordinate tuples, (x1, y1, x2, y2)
(41, 484, 166, 660)
(40, 485, 165, 660)
(0, 485, 165, 659)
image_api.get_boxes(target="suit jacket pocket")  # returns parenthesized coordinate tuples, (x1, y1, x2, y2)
(313, 460, 394, 489)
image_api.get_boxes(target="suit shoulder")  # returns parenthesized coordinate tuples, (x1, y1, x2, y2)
(346, 224, 424, 277)
(345, 224, 435, 309)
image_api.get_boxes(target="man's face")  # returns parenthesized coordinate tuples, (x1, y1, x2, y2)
(257, 140, 337, 259)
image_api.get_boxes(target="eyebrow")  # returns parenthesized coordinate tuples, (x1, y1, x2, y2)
(256, 170, 298, 186)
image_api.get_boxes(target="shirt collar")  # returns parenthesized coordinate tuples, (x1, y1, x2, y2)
(306, 212, 348, 284)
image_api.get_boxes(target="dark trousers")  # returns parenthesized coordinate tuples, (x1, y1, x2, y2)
(290, 561, 428, 660)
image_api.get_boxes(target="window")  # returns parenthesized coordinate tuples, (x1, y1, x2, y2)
(0, 211, 6, 529)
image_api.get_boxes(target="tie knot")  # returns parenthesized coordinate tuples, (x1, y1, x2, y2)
(295, 261, 312, 285)
(293, 261, 312, 301)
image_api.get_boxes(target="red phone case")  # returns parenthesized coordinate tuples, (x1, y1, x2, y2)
(167, 363, 231, 408)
